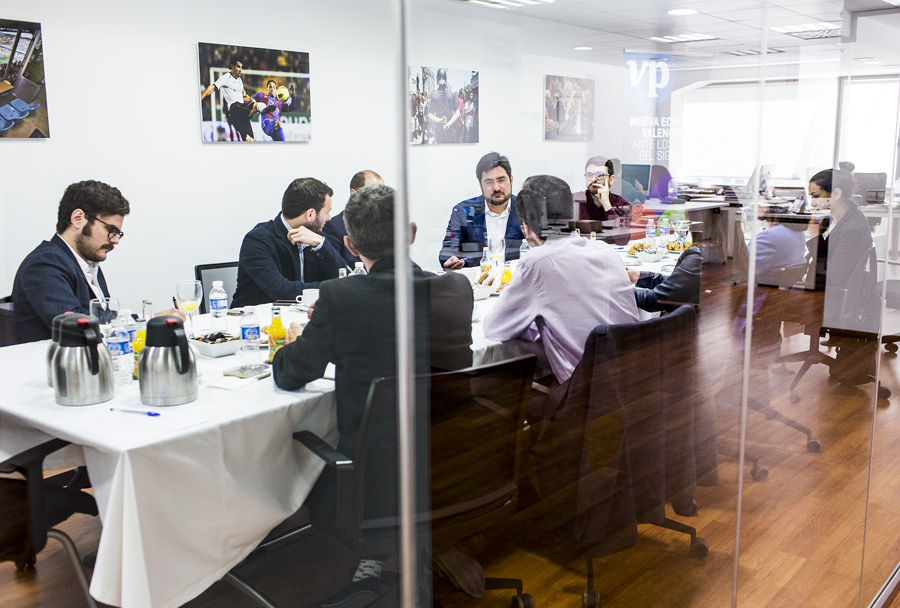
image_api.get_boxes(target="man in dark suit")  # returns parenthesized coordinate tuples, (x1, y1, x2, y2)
(12, 180, 182, 343)
(440, 152, 524, 269)
(273, 184, 473, 606)
(322, 169, 383, 268)
(232, 177, 345, 308)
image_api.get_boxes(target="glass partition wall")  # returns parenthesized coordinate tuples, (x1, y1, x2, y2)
(398, 1, 900, 607)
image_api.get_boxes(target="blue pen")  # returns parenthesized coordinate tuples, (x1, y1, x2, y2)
(109, 407, 161, 417)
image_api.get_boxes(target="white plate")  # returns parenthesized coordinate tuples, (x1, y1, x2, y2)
(623, 258, 640, 266)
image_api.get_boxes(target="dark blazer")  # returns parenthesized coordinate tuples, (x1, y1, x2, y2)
(12, 234, 110, 343)
(322, 211, 360, 268)
(633, 248, 702, 312)
(439, 195, 524, 267)
(273, 258, 473, 456)
(232, 213, 345, 308)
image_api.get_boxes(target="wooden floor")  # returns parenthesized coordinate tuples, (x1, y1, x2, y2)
(3, 260, 900, 607)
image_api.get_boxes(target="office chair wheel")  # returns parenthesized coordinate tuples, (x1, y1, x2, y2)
(790, 392, 800, 404)
(750, 464, 768, 482)
(511, 592, 534, 608)
(806, 438, 822, 453)
(878, 386, 891, 400)
(690, 537, 709, 559)
(14, 556, 35, 571)
(886, 343, 898, 353)
(582, 589, 600, 607)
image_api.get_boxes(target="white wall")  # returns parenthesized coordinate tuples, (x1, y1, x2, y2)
(0, 0, 402, 312)
(0, 0, 628, 312)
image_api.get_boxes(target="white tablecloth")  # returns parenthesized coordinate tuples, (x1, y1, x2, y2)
(0, 335, 338, 608)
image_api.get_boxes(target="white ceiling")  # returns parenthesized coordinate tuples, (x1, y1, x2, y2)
(436, 0, 900, 70)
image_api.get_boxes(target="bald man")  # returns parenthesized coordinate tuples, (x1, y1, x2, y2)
(323, 169, 384, 267)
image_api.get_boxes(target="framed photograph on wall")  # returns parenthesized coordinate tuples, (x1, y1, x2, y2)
(0, 19, 49, 139)
(408, 66, 478, 145)
(198, 42, 310, 143)
(544, 74, 594, 142)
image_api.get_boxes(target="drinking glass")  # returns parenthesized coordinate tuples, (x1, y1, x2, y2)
(89, 296, 120, 341)
(674, 220, 689, 246)
(176, 280, 203, 337)
(488, 237, 505, 264)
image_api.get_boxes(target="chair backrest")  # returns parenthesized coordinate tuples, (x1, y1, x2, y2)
(194, 262, 238, 314)
(0, 295, 17, 347)
(533, 306, 718, 550)
(350, 355, 536, 556)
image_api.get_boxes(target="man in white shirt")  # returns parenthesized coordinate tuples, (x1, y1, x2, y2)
(483, 175, 639, 385)
(200, 57, 274, 142)
(440, 152, 525, 269)
(11, 180, 182, 343)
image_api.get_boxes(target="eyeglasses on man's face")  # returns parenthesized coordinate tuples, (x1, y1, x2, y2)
(585, 172, 610, 182)
(482, 175, 509, 189)
(89, 216, 125, 240)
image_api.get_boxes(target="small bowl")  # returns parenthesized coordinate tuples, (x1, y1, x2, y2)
(191, 335, 241, 358)
(473, 285, 493, 301)
(637, 248, 665, 263)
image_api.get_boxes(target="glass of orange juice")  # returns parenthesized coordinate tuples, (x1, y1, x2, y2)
(176, 279, 203, 337)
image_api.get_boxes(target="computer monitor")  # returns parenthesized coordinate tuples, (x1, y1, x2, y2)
(623, 164, 652, 201)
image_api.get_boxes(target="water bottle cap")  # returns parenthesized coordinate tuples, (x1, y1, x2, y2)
(355, 262, 364, 268)
(212, 280, 223, 288)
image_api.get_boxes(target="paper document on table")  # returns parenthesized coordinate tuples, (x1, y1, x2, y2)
(204, 373, 271, 391)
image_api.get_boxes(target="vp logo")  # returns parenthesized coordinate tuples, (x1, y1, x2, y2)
(626, 59, 670, 98)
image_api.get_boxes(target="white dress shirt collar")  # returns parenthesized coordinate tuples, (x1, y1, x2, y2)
(61, 237, 105, 301)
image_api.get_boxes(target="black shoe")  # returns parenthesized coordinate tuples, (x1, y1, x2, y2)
(316, 576, 381, 608)
(261, 104, 277, 115)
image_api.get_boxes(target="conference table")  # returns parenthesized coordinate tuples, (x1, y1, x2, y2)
(0, 244, 673, 608)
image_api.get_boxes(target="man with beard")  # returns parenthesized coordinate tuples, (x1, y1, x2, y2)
(440, 152, 524, 269)
(12, 180, 182, 343)
(232, 177, 344, 307)
(426, 67, 461, 144)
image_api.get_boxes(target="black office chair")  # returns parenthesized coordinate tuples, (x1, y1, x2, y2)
(528, 307, 716, 607)
(194, 261, 239, 314)
(225, 356, 538, 607)
(778, 246, 889, 402)
(0, 294, 18, 347)
(0, 438, 99, 607)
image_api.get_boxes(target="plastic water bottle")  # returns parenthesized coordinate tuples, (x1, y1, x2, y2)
(240, 307, 262, 371)
(119, 309, 137, 342)
(668, 178, 678, 201)
(518, 240, 530, 260)
(645, 217, 656, 247)
(351, 262, 367, 276)
(141, 299, 153, 323)
(208, 280, 228, 331)
(659, 217, 670, 246)
(107, 318, 133, 386)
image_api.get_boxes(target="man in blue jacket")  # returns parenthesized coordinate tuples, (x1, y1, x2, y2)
(440, 152, 525, 269)
(232, 177, 345, 308)
(12, 180, 181, 343)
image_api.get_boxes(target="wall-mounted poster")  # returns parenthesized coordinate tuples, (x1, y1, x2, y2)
(544, 75, 594, 142)
(0, 19, 49, 139)
(409, 66, 478, 145)
(198, 42, 310, 143)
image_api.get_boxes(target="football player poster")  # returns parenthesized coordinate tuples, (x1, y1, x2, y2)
(0, 19, 50, 139)
(198, 42, 311, 143)
(408, 66, 478, 145)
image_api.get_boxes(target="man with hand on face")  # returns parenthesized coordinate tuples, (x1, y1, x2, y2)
(440, 152, 525, 269)
(12, 180, 183, 343)
(232, 177, 344, 308)
(573, 156, 632, 225)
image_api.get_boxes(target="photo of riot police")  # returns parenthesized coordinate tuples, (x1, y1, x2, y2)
(409, 66, 478, 145)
